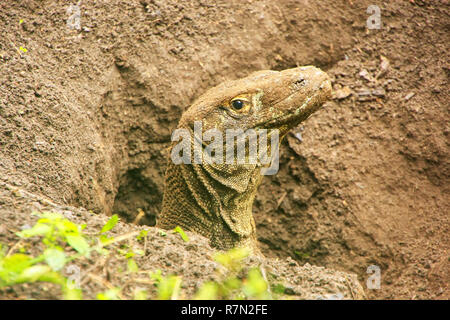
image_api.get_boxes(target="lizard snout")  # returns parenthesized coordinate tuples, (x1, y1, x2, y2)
(294, 66, 332, 104)
(290, 66, 330, 90)
(282, 66, 330, 100)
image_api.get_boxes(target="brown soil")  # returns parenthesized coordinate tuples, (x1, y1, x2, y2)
(0, 0, 448, 299)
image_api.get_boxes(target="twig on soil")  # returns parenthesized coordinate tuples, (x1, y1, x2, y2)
(120, 277, 154, 297)
(6, 239, 24, 257)
(97, 231, 141, 248)
(133, 208, 145, 224)
(144, 233, 148, 254)
(276, 192, 288, 209)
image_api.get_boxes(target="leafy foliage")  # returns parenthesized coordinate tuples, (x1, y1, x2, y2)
(173, 226, 189, 242)
(194, 247, 273, 300)
(0, 211, 281, 300)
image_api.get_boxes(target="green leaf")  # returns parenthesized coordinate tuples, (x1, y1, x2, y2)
(0, 253, 33, 286)
(137, 229, 149, 241)
(224, 277, 241, 290)
(157, 275, 182, 300)
(242, 268, 270, 299)
(99, 234, 113, 244)
(63, 286, 82, 300)
(127, 259, 139, 273)
(66, 234, 89, 255)
(60, 219, 79, 234)
(44, 248, 66, 271)
(173, 226, 189, 242)
(272, 283, 286, 295)
(194, 281, 219, 300)
(97, 288, 121, 300)
(0, 253, 32, 274)
(214, 247, 250, 271)
(133, 288, 148, 300)
(294, 250, 310, 260)
(17, 223, 52, 238)
(15, 265, 54, 283)
(101, 215, 119, 233)
(149, 269, 162, 283)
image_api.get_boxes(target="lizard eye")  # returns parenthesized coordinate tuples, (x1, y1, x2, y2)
(231, 99, 244, 110)
(228, 97, 251, 115)
(222, 95, 252, 118)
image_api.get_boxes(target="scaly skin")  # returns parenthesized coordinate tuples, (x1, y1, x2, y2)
(157, 66, 331, 251)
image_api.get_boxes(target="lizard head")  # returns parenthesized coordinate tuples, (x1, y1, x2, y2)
(179, 66, 331, 137)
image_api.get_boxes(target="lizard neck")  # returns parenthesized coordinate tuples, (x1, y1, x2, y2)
(158, 132, 264, 250)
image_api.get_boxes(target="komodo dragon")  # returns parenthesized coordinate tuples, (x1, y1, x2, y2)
(157, 66, 331, 252)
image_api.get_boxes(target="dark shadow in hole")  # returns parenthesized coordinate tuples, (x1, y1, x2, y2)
(112, 168, 161, 226)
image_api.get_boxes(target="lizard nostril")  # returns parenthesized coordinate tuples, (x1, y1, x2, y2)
(294, 78, 305, 86)
(293, 77, 306, 90)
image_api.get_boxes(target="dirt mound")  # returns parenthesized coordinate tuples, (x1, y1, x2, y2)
(0, 181, 365, 299)
(0, 0, 448, 299)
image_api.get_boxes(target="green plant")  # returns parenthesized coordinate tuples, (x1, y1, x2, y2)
(150, 269, 182, 300)
(194, 247, 273, 300)
(0, 211, 104, 299)
(0, 211, 282, 300)
(173, 226, 189, 242)
(18, 212, 90, 256)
